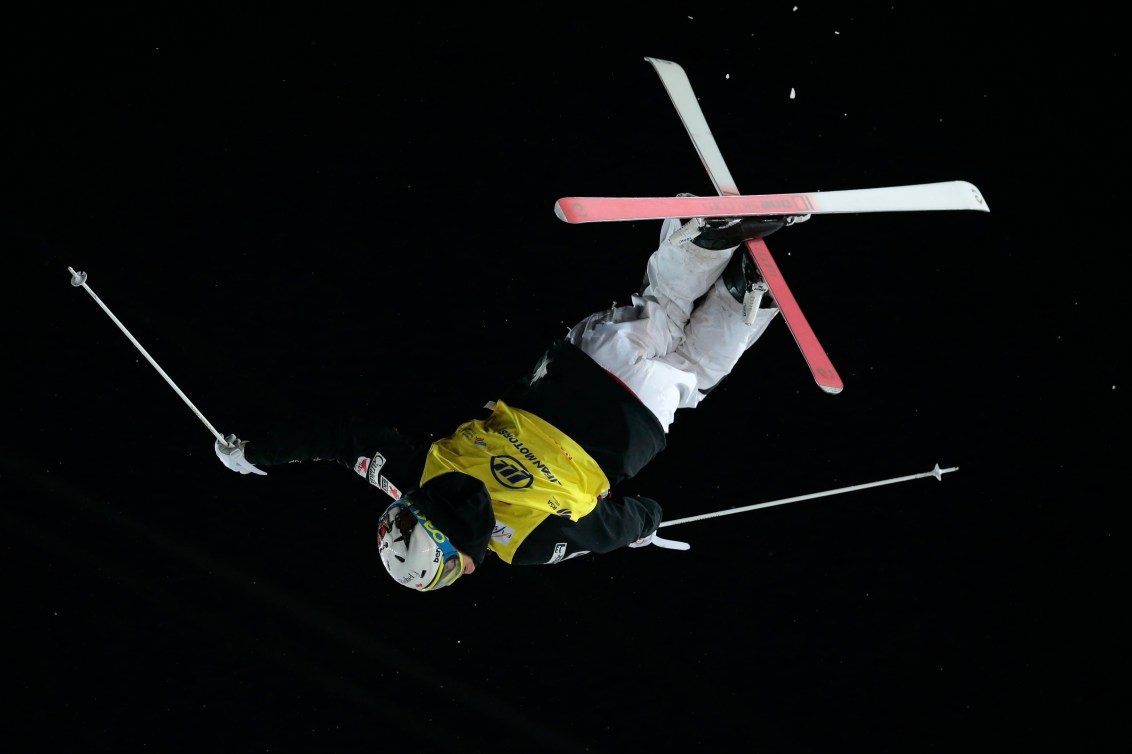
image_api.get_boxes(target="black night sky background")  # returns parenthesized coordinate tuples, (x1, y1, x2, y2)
(6, 7, 1125, 752)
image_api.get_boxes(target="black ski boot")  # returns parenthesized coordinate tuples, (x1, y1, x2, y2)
(721, 245, 776, 325)
(692, 216, 786, 250)
(721, 246, 768, 305)
(640, 214, 786, 297)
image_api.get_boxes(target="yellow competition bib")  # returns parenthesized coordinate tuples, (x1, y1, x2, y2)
(420, 399, 610, 563)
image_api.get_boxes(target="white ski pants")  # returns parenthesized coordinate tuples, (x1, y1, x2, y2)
(566, 218, 779, 433)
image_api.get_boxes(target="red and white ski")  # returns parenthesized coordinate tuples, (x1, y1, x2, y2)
(555, 180, 989, 223)
(644, 57, 844, 394)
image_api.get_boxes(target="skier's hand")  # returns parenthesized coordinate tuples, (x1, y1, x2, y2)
(629, 530, 689, 551)
(215, 434, 267, 476)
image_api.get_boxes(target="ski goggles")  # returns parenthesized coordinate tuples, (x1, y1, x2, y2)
(426, 532, 466, 591)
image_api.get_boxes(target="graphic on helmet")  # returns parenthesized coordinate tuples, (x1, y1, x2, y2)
(377, 501, 466, 592)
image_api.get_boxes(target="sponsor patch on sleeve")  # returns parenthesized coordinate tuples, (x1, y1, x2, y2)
(378, 476, 401, 500)
(356, 452, 402, 500)
(547, 542, 591, 564)
(366, 452, 386, 486)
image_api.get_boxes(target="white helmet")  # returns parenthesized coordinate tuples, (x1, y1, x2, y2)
(377, 500, 467, 591)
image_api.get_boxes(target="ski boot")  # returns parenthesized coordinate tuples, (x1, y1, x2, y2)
(721, 245, 774, 325)
(643, 208, 788, 299)
(692, 216, 787, 249)
(692, 216, 784, 324)
(664, 214, 787, 249)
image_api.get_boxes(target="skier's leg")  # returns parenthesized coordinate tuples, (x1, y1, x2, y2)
(569, 214, 741, 367)
(638, 215, 684, 295)
(641, 215, 786, 339)
(568, 217, 785, 431)
(638, 220, 734, 344)
(662, 270, 779, 406)
(566, 217, 730, 432)
(566, 302, 698, 434)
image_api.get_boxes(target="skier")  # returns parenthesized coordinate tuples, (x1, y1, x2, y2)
(215, 213, 785, 591)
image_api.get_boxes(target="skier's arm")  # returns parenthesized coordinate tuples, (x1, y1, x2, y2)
(509, 493, 664, 565)
(235, 415, 421, 471)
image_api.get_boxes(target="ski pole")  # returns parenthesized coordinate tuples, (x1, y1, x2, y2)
(67, 267, 230, 447)
(658, 464, 958, 528)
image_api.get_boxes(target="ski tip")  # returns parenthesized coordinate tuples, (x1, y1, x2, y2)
(957, 180, 991, 212)
(814, 368, 844, 394)
(553, 201, 568, 222)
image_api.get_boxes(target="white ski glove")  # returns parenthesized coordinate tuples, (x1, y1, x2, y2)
(214, 434, 267, 476)
(629, 531, 690, 551)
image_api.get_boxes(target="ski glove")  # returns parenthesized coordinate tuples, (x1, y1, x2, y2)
(629, 531, 690, 551)
(215, 434, 267, 476)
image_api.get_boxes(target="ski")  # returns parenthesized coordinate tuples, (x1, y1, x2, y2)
(645, 57, 844, 394)
(554, 180, 989, 223)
